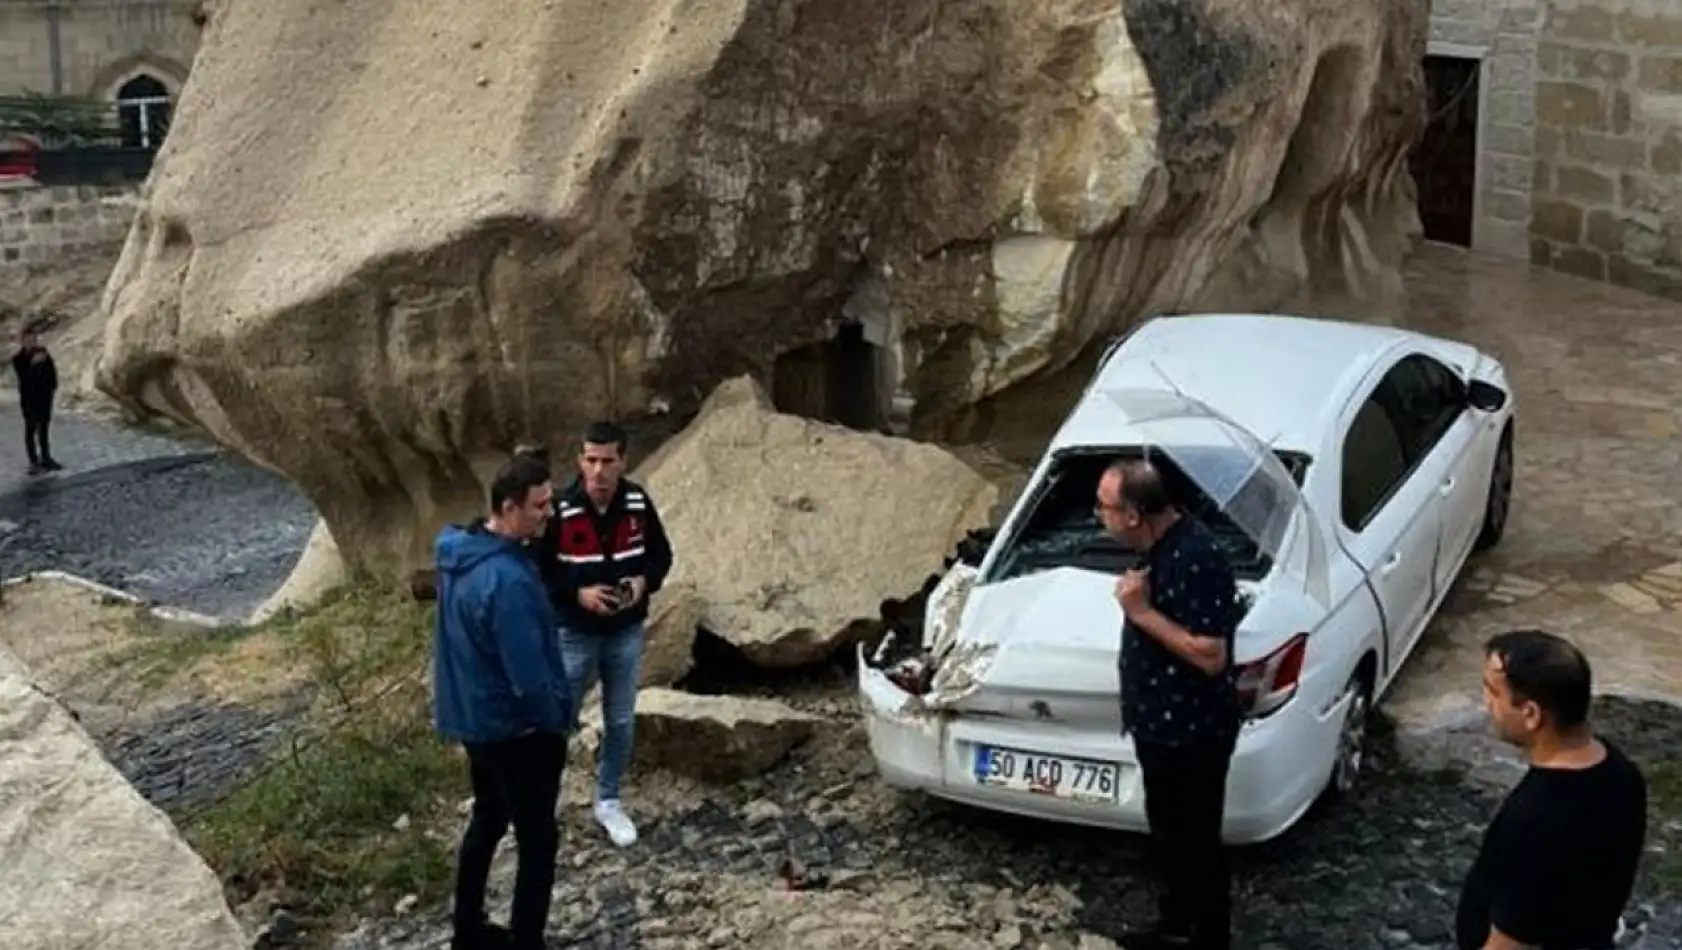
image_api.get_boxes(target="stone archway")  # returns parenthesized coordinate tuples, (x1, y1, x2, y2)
(114, 74, 174, 149)
(88, 53, 190, 100)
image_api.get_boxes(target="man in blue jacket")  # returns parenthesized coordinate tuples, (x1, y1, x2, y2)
(433, 453, 573, 950)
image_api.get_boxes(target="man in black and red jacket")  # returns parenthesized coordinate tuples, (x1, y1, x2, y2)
(530, 421, 673, 849)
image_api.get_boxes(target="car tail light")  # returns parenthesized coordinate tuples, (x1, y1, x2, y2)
(1235, 634, 1308, 719)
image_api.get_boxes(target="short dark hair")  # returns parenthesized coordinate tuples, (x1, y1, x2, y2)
(581, 420, 628, 455)
(488, 454, 550, 513)
(1109, 458, 1172, 516)
(1484, 629, 1593, 730)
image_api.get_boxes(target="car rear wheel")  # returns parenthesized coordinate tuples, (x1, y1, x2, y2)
(1474, 424, 1515, 552)
(1325, 675, 1371, 799)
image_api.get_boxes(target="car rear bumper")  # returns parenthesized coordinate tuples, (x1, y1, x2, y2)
(859, 649, 1350, 845)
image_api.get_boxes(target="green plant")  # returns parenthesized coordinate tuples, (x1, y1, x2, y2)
(0, 91, 119, 147)
(182, 581, 465, 939)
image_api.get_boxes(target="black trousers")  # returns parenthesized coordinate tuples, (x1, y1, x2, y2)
(1135, 734, 1238, 950)
(21, 401, 51, 464)
(454, 731, 567, 949)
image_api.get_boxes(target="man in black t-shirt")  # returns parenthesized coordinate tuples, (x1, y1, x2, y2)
(1456, 629, 1648, 950)
(1097, 459, 1244, 950)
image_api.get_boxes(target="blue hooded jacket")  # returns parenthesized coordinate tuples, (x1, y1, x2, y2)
(432, 521, 572, 744)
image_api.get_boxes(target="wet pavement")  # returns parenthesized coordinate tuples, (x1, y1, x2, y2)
(1386, 242, 1682, 726)
(0, 407, 314, 620)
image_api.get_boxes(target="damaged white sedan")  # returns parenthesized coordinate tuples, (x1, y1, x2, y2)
(860, 313, 1516, 844)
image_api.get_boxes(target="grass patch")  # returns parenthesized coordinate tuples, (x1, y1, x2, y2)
(106, 611, 263, 688)
(182, 580, 468, 938)
(1646, 760, 1682, 891)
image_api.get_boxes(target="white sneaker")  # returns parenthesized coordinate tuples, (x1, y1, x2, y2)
(593, 799, 638, 848)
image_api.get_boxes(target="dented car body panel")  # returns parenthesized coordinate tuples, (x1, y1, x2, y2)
(859, 314, 1517, 844)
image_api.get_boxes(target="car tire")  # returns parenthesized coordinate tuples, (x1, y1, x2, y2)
(1323, 674, 1372, 800)
(1474, 423, 1515, 552)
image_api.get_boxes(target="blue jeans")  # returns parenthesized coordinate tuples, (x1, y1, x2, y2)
(559, 622, 644, 801)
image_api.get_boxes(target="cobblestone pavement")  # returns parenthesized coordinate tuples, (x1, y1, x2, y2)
(333, 694, 1681, 950)
(0, 403, 206, 497)
(1386, 243, 1682, 727)
(0, 406, 314, 619)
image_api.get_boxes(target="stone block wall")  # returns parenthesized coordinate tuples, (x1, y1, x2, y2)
(1429, 0, 1543, 259)
(0, 182, 138, 267)
(1530, 0, 1682, 299)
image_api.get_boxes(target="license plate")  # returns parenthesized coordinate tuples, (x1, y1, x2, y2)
(972, 744, 1120, 803)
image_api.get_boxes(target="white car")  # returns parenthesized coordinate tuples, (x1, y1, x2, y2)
(859, 313, 1516, 844)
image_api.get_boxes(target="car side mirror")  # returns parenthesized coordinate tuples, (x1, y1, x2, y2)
(1467, 380, 1507, 413)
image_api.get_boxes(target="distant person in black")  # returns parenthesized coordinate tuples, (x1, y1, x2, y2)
(10, 326, 60, 473)
(1096, 459, 1244, 950)
(1456, 629, 1647, 950)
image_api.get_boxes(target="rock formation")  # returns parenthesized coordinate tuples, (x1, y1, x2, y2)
(639, 376, 996, 667)
(0, 642, 249, 950)
(250, 517, 347, 623)
(94, 0, 1427, 577)
(578, 687, 821, 781)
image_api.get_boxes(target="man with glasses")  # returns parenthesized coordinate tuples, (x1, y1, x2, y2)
(1095, 459, 1243, 950)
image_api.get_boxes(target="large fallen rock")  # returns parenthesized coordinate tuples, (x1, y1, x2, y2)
(579, 687, 819, 781)
(641, 581, 703, 687)
(638, 377, 997, 667)
(93, 0, 1426, 577)
(0, 642, 248, 950)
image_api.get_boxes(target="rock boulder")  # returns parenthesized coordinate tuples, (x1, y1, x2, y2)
(580, 687, 819, 781)
(640, 581, 703, 687)
(94, 0, 1426, 576)
(638, 377, 997, 667)
(0, 643, 248, 950)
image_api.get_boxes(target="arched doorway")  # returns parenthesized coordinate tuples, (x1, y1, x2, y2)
(115, 74, 173, 150)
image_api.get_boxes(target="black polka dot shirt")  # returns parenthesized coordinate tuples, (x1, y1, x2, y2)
(1119, 515, 1244, 747)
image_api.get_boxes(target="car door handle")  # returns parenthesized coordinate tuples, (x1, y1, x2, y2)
(1438, 477, 1455, 497)
(1381, 552, 1402, 574)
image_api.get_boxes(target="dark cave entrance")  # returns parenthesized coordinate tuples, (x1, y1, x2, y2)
(1410, 53, 1482, 248)
(770, 321, 891, 431)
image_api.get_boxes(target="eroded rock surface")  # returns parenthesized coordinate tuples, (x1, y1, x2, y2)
(579, 687, 819, 781)
(95, 0, 1426, 576)
(639, 377, 997, 667)
(0, 643, 249, 950)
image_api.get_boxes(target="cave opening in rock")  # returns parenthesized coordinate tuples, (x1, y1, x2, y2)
(769, 320, 891, 432)
(1409, 53, 1482, 248)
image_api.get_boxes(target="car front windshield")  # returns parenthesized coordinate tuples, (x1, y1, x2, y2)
(988, 448, 1311, 583)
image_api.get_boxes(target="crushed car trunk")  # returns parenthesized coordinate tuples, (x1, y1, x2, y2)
(863, 449, 1288, 728)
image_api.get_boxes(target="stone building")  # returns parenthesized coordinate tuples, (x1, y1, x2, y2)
(0, 0, 201, 147)
(1423, 0, 1682, 300)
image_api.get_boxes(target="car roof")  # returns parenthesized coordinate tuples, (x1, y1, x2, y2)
(1051, 313, 1441, 455)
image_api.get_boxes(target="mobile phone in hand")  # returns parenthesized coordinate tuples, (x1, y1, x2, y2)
(615, 578, 636, 606)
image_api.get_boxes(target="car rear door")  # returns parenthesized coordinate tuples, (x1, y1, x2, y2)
(1335, 359, 1448, 678)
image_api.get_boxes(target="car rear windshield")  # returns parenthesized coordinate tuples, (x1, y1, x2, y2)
(986, 448, 1311, 583)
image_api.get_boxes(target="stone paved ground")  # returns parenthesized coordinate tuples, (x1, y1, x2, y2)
(1387, 242, 1682, 727)
(0, 402, 206, 497)
(0, 407, 315, 619)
